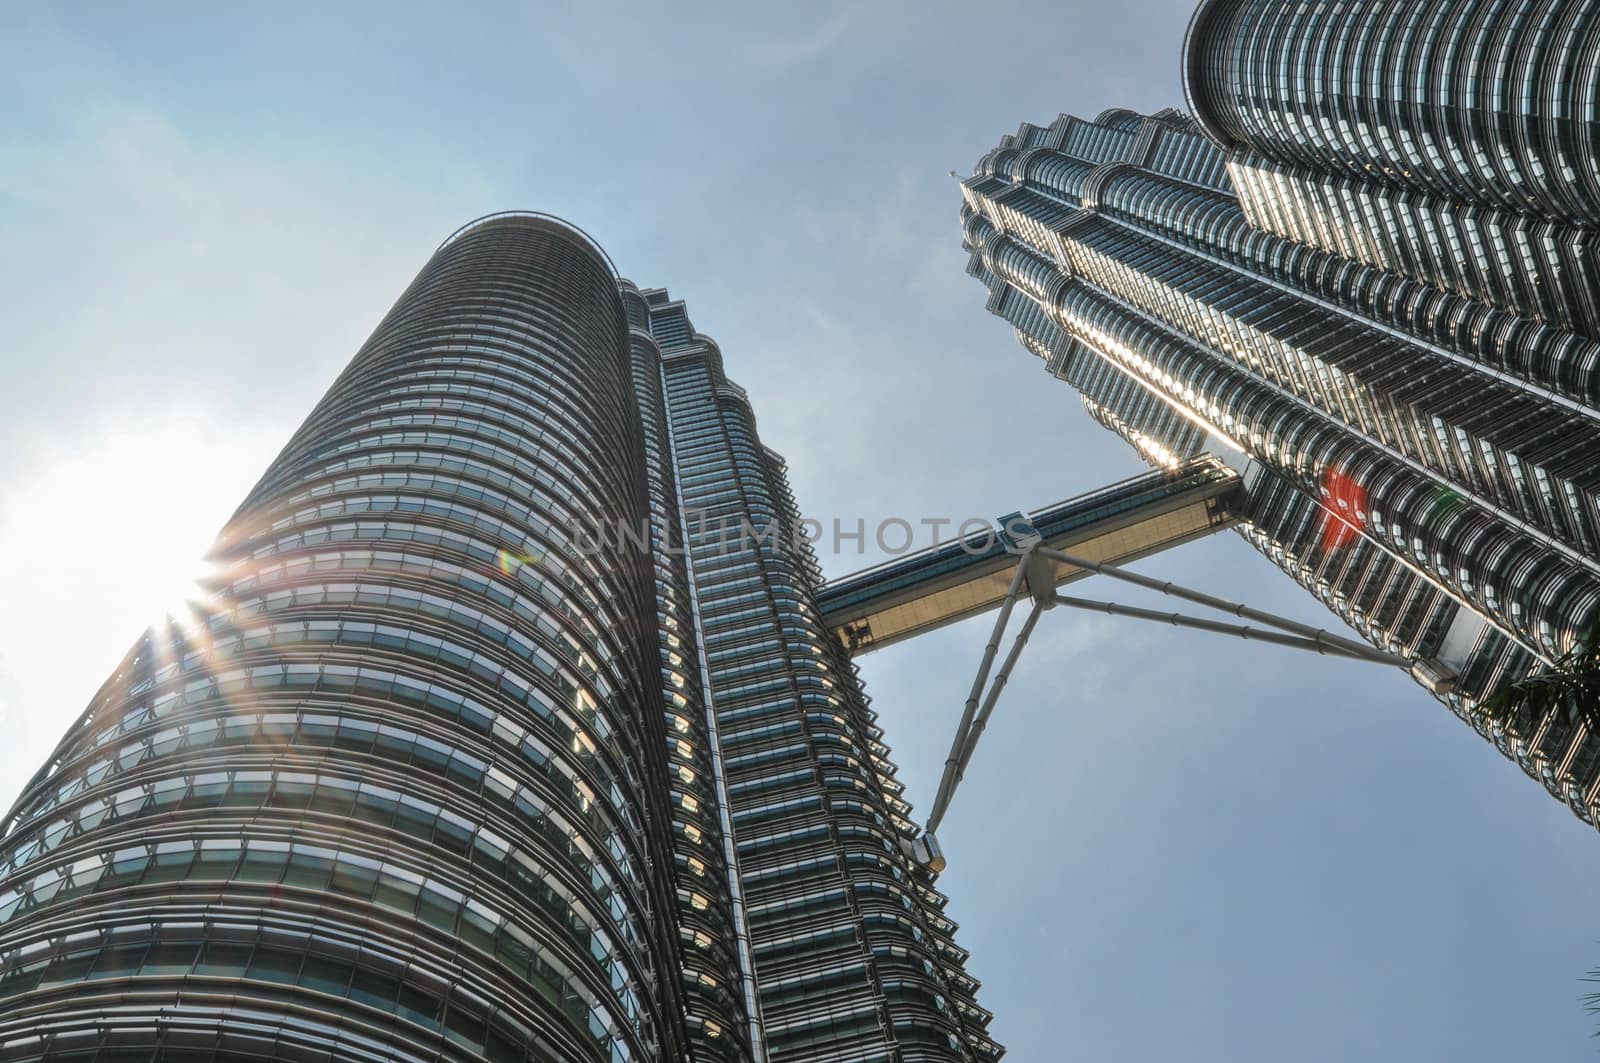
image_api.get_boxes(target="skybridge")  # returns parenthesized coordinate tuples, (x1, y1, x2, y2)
(817, 455, 1245, 652)
(817, 453, 1461, 872)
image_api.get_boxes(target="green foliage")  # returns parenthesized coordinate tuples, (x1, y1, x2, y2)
(1487, 623, 1600, 1041)
(1482, 620, 1600, 735)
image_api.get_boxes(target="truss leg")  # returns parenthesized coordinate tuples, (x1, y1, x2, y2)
(927, 556, 1029, 833)
(917, 544, 1450, 855)
(1033, 546, 1410, 666)
(933, 601, 1046, 831)
(1049, 592, 1407, 665)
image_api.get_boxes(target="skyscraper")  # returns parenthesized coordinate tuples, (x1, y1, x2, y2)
(637, 288, 998, 1063)
(1183, 0, 1600, 340)
(958, 1, 1600, 829)
(0, 214, 997, 1062)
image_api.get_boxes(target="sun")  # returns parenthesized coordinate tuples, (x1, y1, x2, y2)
(0, 419, 278, 670)
(0, 418, 285, 812)
(54, 430, 233, 631)
(126, 522, 221, 632)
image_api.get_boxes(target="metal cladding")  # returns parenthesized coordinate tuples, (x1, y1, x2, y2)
(1184, 0, 1600, 337)
(618, 280, 764, 1063)
(0, 216, 685, 1061)
(643, 291, 1002, 1063)
(0, 214, 997, 1062)
(960, 103, 1600, 828)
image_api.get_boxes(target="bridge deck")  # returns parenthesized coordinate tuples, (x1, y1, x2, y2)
(818, 457, 1244, 653)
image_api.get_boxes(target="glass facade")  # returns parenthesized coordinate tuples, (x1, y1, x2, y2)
(1184, 0, 1600, 337)
(0, 216, 688, 1062)
(960, 103, 1600, 830)
(0, 214, 997, 1062)
(643, 291, 1001, 1063)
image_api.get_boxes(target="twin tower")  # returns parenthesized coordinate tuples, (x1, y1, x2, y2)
(2, 1, 1599, 1061)
(0, 215, 996, 1062)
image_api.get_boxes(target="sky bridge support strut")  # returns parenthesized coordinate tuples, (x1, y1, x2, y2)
(919, 542, 1454, 842)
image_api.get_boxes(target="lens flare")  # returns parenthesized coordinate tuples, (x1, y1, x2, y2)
(1319, 466, 1367, 552)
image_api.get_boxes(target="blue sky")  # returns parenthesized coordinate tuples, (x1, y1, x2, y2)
(1, 4, 1597, 1059)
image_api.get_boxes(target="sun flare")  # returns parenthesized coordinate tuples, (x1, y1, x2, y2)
(0, 419, 279, 735)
